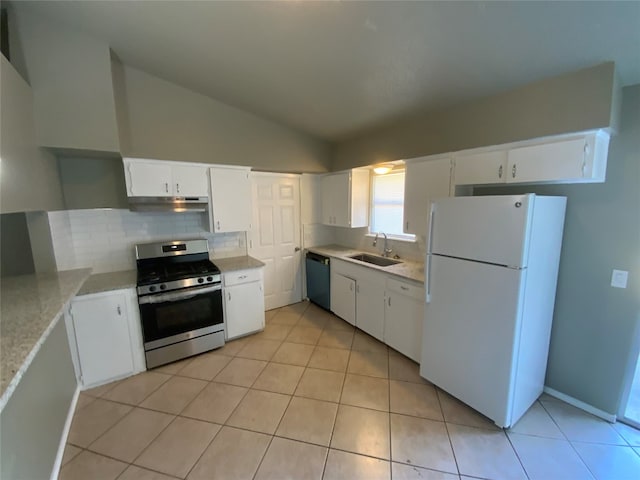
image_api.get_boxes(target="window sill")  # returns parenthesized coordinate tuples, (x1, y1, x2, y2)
(364, 233, 417, 244)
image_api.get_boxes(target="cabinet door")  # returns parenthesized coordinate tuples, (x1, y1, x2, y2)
(321, 173, 350, 226)
(210, 167, 252, 232)
(225, 281, 265, 340)
(126, 161, 172, 196)
(355, 274, 386, 341)
(403, 157, 452, 236)
(330, 272, 356, 325)
(331, 173, 351, 227)
(172, 164, 208, 196)
(320, 175, 334, 225)
(507, 137, 590, 184)
(385, 292, 424, 362)
(454, 151, 507, 185)
(71, 292, 134, 386)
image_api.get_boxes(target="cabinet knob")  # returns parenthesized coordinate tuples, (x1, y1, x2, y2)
(294, 247, 301, 252)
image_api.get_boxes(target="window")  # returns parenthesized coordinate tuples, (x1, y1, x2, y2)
(370, 170, 414, 240)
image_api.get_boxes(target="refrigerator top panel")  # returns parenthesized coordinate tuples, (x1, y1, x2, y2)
(429, 194, 534, 268)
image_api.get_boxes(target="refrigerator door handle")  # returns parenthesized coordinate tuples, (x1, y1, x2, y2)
(425, 204, 436, 303)
(426, 253, 432, 303)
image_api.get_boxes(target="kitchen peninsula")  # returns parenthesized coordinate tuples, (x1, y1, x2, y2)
(1, 269, 91, 479)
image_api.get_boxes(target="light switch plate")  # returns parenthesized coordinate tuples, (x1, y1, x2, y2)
(611, 269, 628, 289)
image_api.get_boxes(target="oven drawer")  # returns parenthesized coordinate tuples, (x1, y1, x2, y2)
(224, 268, 262, 286)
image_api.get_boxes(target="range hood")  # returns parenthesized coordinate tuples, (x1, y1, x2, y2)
(128, 196, 208, 213)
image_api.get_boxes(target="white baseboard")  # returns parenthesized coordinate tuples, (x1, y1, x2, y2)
(543, 386, 617, 423)
(50, 386, 80, 480)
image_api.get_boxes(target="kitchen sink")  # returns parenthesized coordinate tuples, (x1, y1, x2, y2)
(348, 253, 402, 267)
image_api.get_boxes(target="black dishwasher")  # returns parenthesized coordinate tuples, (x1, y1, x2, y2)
(305, 252, 331, 311)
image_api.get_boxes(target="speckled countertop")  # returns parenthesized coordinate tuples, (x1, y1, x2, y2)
(213, 255, 265, 272)
(307, 244, 425, 284)
(0, 268, 92, 409)
(77, 270, 137, 296)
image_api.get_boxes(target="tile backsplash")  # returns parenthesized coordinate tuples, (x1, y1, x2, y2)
(48, 209, 246, 273)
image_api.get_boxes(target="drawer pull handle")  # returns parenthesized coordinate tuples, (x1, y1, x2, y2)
(498, 165, 503, 178)
(238, 275, 247, 279)
(400, 285, 409, 291)
(117, 305, 122, 315)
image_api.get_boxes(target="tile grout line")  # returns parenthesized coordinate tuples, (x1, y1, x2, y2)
(250, 308, 304, 480)
(437, 387, 462, 478)
(538, 399, 600, 479)
(320, 321, 354, 480)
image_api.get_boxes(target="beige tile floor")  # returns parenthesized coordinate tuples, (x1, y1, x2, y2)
(60, 301, 640, 480)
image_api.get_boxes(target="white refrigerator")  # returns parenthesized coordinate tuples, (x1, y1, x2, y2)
(420, 194, 566, 428)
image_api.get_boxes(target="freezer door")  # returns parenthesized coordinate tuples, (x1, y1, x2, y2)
(420, 255, 525, 427)
(429, 194, 533, 268)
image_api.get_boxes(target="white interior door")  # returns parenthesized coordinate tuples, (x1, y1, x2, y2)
(249, 173, 302, 310)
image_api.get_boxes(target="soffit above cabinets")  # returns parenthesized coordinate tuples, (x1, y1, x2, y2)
(16, 1, 640, 141)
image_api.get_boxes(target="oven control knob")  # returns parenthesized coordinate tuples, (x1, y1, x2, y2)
(160, 284, 167, 290)
(149, 286, 156, 292)
(207, 276, 213, 282)
(198, 277, 204, 284)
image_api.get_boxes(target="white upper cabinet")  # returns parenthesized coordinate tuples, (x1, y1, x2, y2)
(123, 158, 208, 197)
(321, 169, 370, 228)
(507, 131, 609, 184)
(172, 164, 209, 197)
(209, 166, 252, 233)
(125, 161, 173, 196)
(403, 155, 452, 236)
(454, 150, 508, 186)
(452, 130, 610, 186)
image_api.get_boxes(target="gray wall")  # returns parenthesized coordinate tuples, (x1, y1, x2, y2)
(58, 157, 129, 210)
(476, 85, 640, 415)
(113, 61, 332, 173)
(0, 319, 77, 480)
(0, 213, 35, 277)
(0, 55, 65, 214)
(12, 7, 120, 153)
(333, 63, 617, 170)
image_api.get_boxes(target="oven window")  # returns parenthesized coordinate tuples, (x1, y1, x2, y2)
(139, 290, 223, 343)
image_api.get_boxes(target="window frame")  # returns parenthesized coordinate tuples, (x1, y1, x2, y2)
(368, 169, 416, 243)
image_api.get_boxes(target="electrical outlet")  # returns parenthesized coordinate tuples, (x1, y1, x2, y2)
(611, 269, 629, 289)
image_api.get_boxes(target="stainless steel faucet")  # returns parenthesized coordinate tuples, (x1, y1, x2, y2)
(372, 232, 393, 257)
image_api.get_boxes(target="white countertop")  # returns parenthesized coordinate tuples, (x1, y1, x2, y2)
(0, 268, 92, 410)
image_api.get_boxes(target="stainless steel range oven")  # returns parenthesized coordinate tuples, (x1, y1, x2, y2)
(136, 239, 225, 368)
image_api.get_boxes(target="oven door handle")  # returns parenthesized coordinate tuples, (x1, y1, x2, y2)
(138, 284, 221, 305)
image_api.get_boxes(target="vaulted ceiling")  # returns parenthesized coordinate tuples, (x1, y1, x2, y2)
(16, 1, 640, 141)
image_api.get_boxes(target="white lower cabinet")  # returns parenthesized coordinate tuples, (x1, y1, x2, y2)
(329, 258, 425, 361)
(384, 278, 425, 362)
(223, 268, 265, 340)
(330, 259, 389, 341)
(68, 288, 145, 388)
(355, 271, 386, 341)
(330, 272, 356, 326)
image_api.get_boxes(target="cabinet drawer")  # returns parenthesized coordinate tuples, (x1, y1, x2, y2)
(386, 278, 425, 301)
(224, 268, 262, 286)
